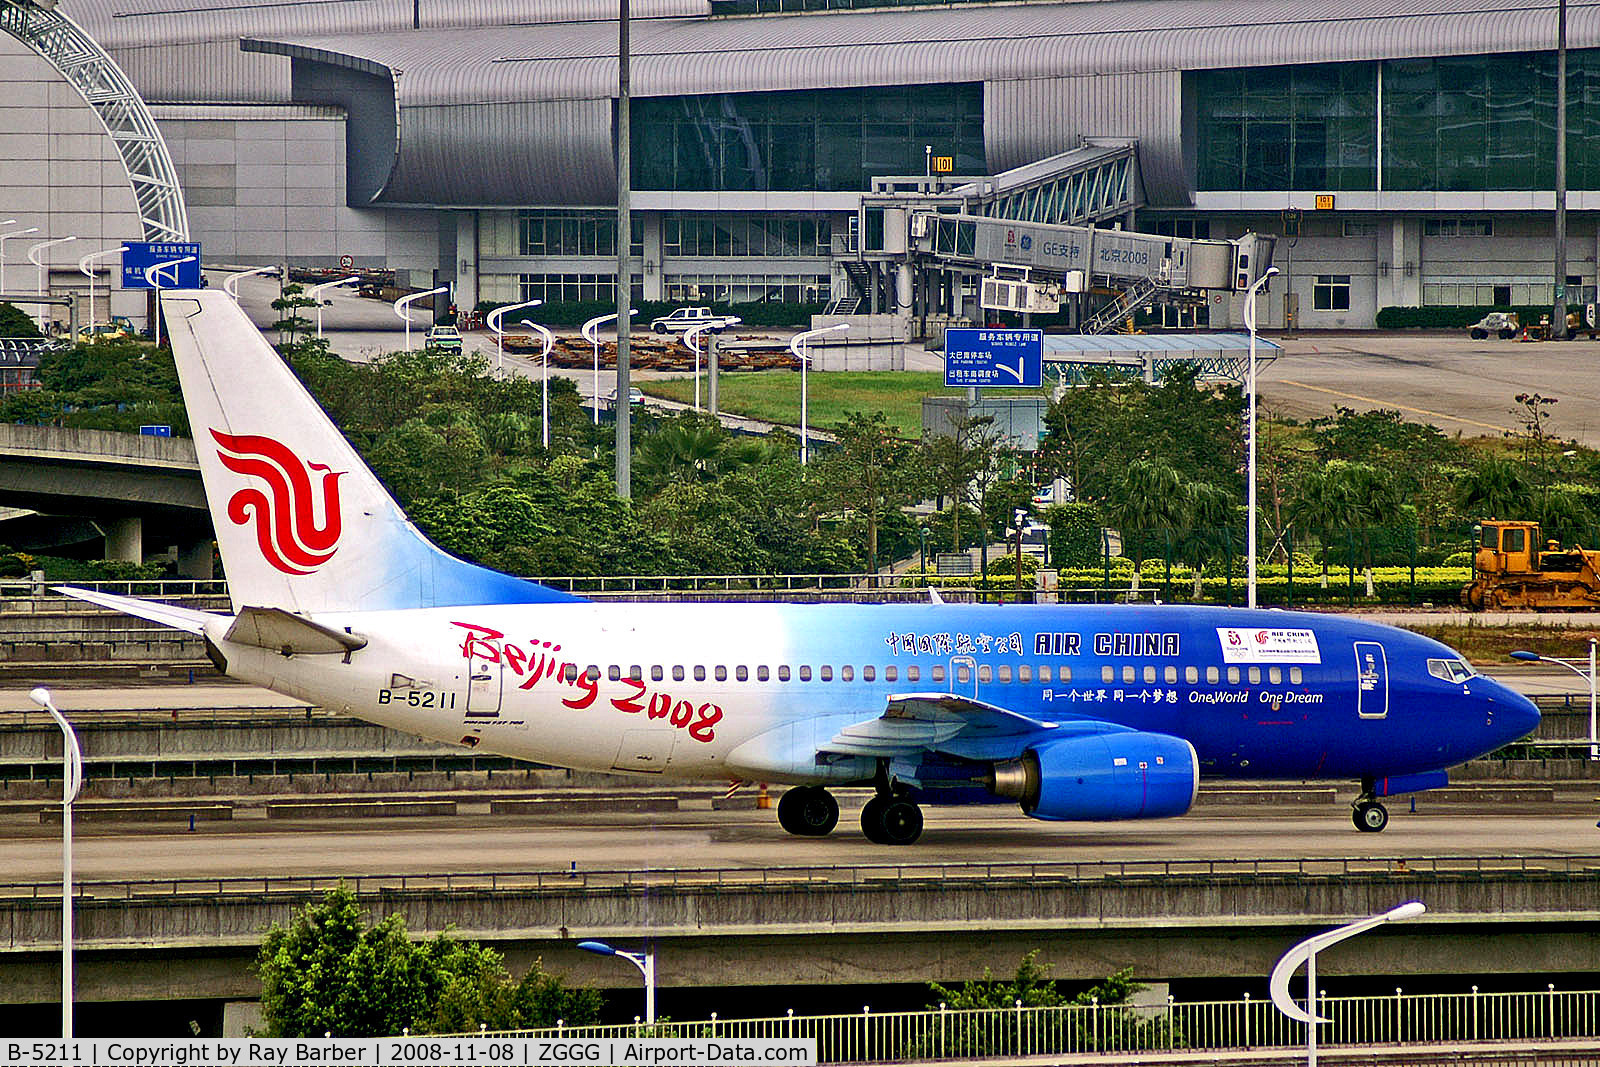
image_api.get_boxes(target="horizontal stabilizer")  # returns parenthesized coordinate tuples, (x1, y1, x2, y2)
(54, 586, 217, 636)
(224, 606, 368, 656)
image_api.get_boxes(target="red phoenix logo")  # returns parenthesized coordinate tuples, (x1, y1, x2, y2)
(212, 430, 344, 575)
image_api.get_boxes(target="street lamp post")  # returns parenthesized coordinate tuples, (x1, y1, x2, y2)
(578, 940, 655, 1024)
(1269, 902, 1425, 1067)
(519, 318, 555, 449)
(222, 264, 278, 300)
(582, 310, 637, 425)
(144, 256, 197, 347)
(682, 317, 740, 413)
(1243, 264, 1280, 609)
(78, 245, 131, 336)
(789, 323, 849, 465)
(486, 298, 544, 377)
(26, 688, 83, 1040)
(394, 286, 450, 352)
(307, 276, 360, 340)
(0, 226, 39, 295)
(28, 236, 78, 332)
(1512, 642, 1598, 758)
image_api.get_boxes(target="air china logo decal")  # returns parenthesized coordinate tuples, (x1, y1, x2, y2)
(1215, 627, 1321, 664)
(212, 429, 344, 575)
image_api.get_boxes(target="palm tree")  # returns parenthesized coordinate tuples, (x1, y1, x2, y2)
(634, 412, 726, 490)
(1104, 460, 1188, 570)
(1455, 456, 1533, 520)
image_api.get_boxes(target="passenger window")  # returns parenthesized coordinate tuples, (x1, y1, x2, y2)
(840, 666, 854, 682)
(1248, 667, 1261, 684)
(863, 666, 875, 682)
(1206, 666, 1219, 684)
(932, 666, 946, 683)
(1039, 665, 1052, 683)
(1269, 667, 1282, 684)
(714, 666, 727, 682)
(672, 665, 685, 681)
(757, 666, 769, 682)
(1018, 665, 1031, 683)
(1102, 666, 1115, 683)
(651, 666, 664, 681)
(957, 664, 972, 683)
(1165, 666, 1178, 684)
(907, 666, 920, 682)
(999, 665, 1013, 683)
(1227, 667, 1240, 684)
(1122, 666, 1136, 684)
(694, 666, 706, 681)
(586, 665, 601, 681)
(820, 666, 833, 681)
(1059, 666, 1070, 682)
(885, 666, 898, 682)
(736, 666, 748, 682)
(1290, 667, 1303, 684)
(978, 665, 992, 683)
(608, 665, 622, 681)
(629, 666, 642, 680)
(778, 666, 791, 681)
(799, 666, 812, 681)
(1185, 666, 1199, 684)
(563, 664, 579, 682)
(1143, 666, 1157, 684)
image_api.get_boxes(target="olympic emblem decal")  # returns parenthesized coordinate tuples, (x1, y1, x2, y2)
(211, 429, 345, 575)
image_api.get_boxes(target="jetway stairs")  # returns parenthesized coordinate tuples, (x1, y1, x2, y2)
(1081, 276, 1160, 334)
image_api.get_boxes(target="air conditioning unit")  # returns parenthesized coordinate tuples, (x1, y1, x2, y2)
(910, 213, 931, 238)
(981, 276, 1061, 314)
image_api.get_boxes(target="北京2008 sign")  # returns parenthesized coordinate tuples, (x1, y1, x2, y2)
(943, 328, 1043, 388)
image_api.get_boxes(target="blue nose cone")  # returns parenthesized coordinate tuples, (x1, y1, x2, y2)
(1485, 678, 1542, 747)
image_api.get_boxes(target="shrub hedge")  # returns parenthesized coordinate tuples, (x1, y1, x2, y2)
(1374, 305, 1557, 330)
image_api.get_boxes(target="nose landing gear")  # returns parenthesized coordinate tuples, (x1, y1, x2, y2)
(1353, 780, 1389, 832)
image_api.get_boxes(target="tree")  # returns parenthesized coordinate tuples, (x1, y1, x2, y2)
(271, 282, 319, 348)
(920, 414, 997, 552)
(1455, 456, 1532, 521)
(0, 301, 42, 339)
(816, 411, 921, 574)
(1103, 460, 1188, 570)
(257, 884, 601, 1037)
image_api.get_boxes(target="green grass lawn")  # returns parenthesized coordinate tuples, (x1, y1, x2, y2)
(638, 371, 1046, 433)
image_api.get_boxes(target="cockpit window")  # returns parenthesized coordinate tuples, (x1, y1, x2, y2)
(1427, 658, 1475, 683)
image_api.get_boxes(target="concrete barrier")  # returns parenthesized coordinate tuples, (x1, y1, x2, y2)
(265, 798, 458, 819)
(39, 802, 232, 824)
(488, 795, 679, 815)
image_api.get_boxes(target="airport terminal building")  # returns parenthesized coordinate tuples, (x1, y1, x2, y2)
(7, 0, 1597, 329)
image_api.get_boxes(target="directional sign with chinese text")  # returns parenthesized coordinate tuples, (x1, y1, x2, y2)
(122, 242, 201, 289)
(944, 328, 1043, 388)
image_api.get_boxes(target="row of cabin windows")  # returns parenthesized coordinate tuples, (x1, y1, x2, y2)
(575, 663, 1304, 686)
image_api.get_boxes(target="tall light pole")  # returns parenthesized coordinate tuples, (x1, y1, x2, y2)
(789, 322, 849, 465)
(1244, 264, 1280, 609)
(578, 940, 655, 1024)
(222, 264, 278, 300)
(1512, 642, 1597, 758)
(26, 688, 83, 1040)
(0, 226, 39, 294)
(519, 317, 555, 449)
(1554, 0, 1570, 338)
(583, 310, 636, 425)
(1270, 902, 1425, 1067)
(144, 255, 196, 347)
(28, 236, 77, 331)
(615, 0, 634, 500)
(308, 275, 360, 340)
(394, 285, 449, 352)
(78, 244, 130, 335)
(487, 298, 543, 377)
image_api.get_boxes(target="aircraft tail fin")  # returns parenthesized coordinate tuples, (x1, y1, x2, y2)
(160, 290, 583, 615)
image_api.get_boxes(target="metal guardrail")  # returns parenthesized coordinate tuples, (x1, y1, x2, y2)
(472, 990, 1600, 1061)
(1, 854, 1597, 900)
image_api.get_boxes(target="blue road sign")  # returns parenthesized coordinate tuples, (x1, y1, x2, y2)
(944, 328, 1043, 388)
(122, 242, 201, 289)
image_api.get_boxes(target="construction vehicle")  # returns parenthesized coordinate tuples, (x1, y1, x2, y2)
(1461, 519, 1600, 610)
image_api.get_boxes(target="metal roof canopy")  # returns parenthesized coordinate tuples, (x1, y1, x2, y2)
(1043, 332, 1279, 387)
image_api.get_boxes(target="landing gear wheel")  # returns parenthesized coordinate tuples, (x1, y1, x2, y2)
(1353, 800, 1389, 832)
(777, 786, 838, 837)
(861, 794, 923, 845)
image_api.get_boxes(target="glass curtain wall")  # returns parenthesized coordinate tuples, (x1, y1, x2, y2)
(1196, 63, 1376, 191)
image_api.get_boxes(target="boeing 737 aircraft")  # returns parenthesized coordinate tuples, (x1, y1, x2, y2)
(62, 291, 1540, 844)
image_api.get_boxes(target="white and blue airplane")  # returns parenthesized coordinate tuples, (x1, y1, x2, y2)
(62, 290, 1540, 845)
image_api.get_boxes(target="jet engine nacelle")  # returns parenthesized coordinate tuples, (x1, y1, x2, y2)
(989, 732, 1199, 821)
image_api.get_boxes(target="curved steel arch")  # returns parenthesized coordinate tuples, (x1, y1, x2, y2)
(0, 0, 188, 242)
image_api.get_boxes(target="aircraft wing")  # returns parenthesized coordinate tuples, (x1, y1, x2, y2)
(823, 691, 1064, 759)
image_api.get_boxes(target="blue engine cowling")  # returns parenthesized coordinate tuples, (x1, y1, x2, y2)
(990, 732, 1199, 821)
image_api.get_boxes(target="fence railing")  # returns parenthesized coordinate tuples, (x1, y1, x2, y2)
(470, 989, 1600, 1061)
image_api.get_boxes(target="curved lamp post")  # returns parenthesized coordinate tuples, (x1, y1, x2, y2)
(144, 255, 196, 347)
(27, 687, 83, 1039)
(683, 316, 740, 413)
(394, 286, 449, 352)
(486, 298, 543, 378)
(1243, 264, 1280, 609)
(0, 225, 39, 295)
(789, 323, 849, 465)
(222, 264, 278, 300)
(307, 275, 360, 340)
(582, 310, 637, 425)
(1512, 642, 1597, 758)
(1269, 901, 1425, 1067)
(28, 236, 77, 331)
(78, 244, 130, 336)
(519, 317, 555, 449)
(578, 940, 654, 1024)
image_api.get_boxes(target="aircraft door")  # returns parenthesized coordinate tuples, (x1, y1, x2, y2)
(1354, 641, 1388, 719)
(950, 655, 978, 697)
(465, 652, 504, 719)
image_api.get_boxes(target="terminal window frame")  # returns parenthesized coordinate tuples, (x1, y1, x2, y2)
(1313, 274, 1352, 311)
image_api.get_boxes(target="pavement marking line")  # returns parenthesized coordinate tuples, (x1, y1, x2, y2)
(1276, 379, 1510, 433)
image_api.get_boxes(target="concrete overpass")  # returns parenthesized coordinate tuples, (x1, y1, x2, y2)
(0, 424, 211, 575)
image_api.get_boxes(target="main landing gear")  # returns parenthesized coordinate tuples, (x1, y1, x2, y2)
(1352, 780, 1389, 832)
(777, 785, 839, 837)
(859, 761, 923, 845)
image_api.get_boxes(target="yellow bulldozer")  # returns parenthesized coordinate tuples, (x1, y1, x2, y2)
(1461, 520, 1600, 610)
